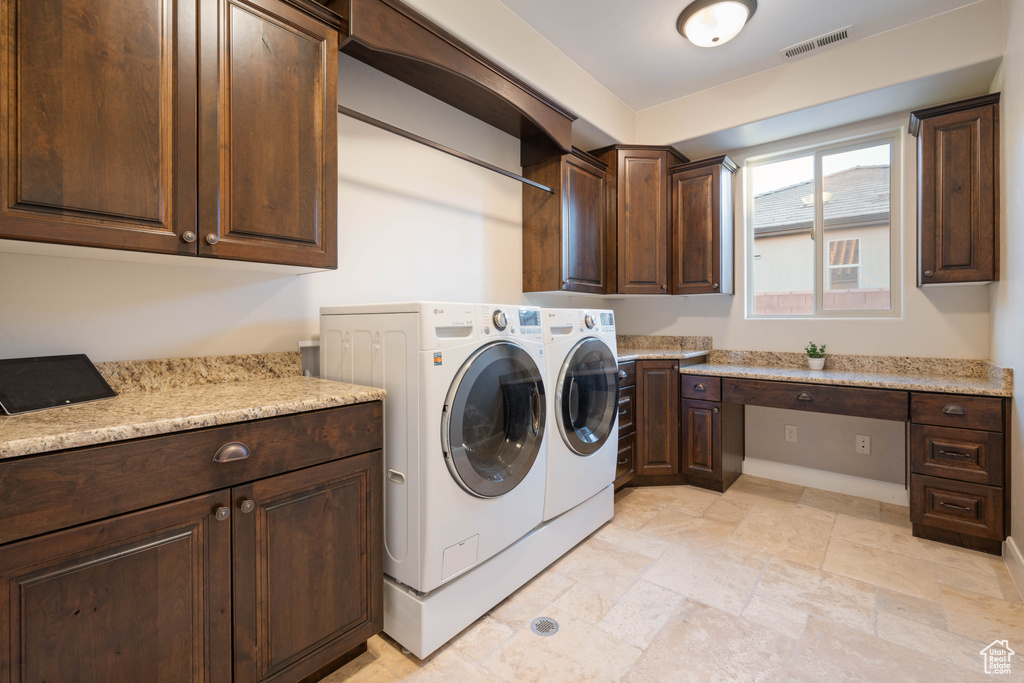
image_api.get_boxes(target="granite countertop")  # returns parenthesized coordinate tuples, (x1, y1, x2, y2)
(617, 348, 711, 362)
(0, 354, 385, 460)
(677, 350, 1012, 397)
(616, 334, 712, 363)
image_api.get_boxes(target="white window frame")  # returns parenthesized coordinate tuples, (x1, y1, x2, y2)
(745, 130, 902, 319)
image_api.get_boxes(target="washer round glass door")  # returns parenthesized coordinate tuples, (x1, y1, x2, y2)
(442, 341, 546, 498)
(556, 337, 618, 456)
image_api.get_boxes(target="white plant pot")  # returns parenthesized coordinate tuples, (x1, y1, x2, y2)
(807, 356, 826, 371)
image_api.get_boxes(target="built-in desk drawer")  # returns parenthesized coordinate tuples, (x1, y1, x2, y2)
(911, 393, 1003, 432)
(617, 361, 636, 388)
(681, 375, 721, 401)
(722, 378, 908, 421)
(911, 424, 1003, 485)
(911, 474, 1003, 541)
(618, 386, 635, 435)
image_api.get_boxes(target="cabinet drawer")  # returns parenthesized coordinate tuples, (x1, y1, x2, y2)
(911, 393, 1003, 432)
(722, 379, 908, 421)
(616, 433, 636, 482)
(680, 375, 721, 401)
(617, 386, 636, 435)
(910, 424, 1003, 485)
(0, 402, 383, 546)
(911, 475, 1003, 540)
(617, 361, 636, 388)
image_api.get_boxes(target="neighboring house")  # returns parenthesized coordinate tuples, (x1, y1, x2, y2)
(752, 165, 891, 314)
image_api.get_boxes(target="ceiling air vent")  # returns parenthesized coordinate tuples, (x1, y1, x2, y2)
(780, 25, 855, 61)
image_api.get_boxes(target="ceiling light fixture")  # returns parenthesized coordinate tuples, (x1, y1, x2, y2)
(677, 0, 757, 47)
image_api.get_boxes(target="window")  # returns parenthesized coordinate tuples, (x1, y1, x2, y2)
(747, 134, 900, 317)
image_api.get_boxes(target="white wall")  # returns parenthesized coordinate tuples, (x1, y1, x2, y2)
(0, 56, 529, 362)
(989, 0, 1024, 575)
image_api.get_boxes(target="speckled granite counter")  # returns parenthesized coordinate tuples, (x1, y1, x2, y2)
(616, 334, 712, 363)
(0, 354, 385, 460)
(677, 350, 1012, 397)
(617, 348, 711, 362)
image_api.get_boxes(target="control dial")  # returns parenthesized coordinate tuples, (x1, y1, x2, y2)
(492, 310, 508, 331)
(584, 313, 597, 330)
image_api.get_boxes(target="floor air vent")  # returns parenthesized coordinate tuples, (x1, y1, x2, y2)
(530, 617, 559, 637)
(781, 25, 854, 61)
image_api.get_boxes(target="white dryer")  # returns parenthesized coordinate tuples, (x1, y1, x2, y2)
(541, 308, 619, 521)
(319, 302, 547, 594)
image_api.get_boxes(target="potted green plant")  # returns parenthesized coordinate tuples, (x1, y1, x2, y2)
(804, 342, 827, 370)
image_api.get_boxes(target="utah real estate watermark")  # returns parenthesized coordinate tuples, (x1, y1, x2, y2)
(980, 640, 1015, 675)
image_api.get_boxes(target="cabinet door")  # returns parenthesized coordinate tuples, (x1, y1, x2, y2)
(0, 493, 232, 683)
(617, 150, 669, 294)
(671, 160, 734, 295)
(918, 103, 998, 284)
(681, 399, 721, 481)
(232, 451, 382, 683)
(562, 154, 610, 293)
(0, 0, 197, 254)
(199, 0, 338, 268)
(636, 360, 679, 476)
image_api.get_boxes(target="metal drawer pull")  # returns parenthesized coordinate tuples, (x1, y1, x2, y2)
(215, 506, 230, 521)
(694, 383, 706, 392)
(617, 458, 629, 465)
(938, 450, 971, 458)
(240, 499, 256, 514)
(619, 409, 628, 416)
(939, 502, 972, 512)
(713, 407, 720, 414)
(796, 392, 813, 401)
(618, 369, 628, 379)
(942, 404, 967, 416)
(387, 469, 406, 484)
(213, 442, 250, 463)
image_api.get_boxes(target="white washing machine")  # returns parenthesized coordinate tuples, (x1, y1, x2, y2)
(541, 308, 619, 521)
(319, 302, 547, 594)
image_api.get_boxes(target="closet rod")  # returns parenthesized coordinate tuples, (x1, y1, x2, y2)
(338, 105, 554, 194)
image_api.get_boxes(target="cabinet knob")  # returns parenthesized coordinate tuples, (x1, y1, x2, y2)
(713, 283, 719, 289)
(713, 407, 719, 413)
(240, 499, 256, 514)
(618, 370, 628, 379)
(215, 506, 230, 521)
(182, 231, 197, 243)
(796, 392, 813, 401)
(206, 234, 219, 245)
(661, 284, 667, 291)
(924, 270, 934, 277)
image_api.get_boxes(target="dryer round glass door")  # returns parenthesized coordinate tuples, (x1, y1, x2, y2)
(442, 341, 546, 498)
(556, 338, 618, 456)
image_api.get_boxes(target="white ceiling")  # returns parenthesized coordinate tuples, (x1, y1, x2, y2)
(497, 0, 985, 111)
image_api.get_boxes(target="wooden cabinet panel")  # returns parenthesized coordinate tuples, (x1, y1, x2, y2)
(199, 0, 338, 268)
(617, 152, 668, 294)
(0, 493, 232, 683)
(911, 474, 1003, 541)
(523, 149, 610, 293)
(0, 402, 383, 547)
(670, 156, 735, 295)
(912, 94, 999, 284)
(680, 375, 721, 401)
(910, 392, 1003, 432)
(910, 424, 1003, 486)
(681, 399, 719, 479)
(635, 360, 679, 476)
(233, 451, 382, 683)
(723, 378, 909, 422)
(614, 432, 636, 489)
(617, 385, 635, 435)
(0, 0, 196, 253)
(617, 361, 636, 388)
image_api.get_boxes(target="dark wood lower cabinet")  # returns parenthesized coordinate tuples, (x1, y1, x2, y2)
(0, 492, 233, 683)
(0, 404, 383, 683)
(635, 361, 680, 476)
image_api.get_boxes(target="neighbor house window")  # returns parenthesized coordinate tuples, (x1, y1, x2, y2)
(747, 134, 900, 317)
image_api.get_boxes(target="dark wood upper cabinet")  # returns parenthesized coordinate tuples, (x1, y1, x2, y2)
(0, 0, 197, 255)
(635, 360, 680, 476)
(910, 94, 999, 285)
(0, 0, 339, 269)
(523, 149, 612, 293)
(199, 0, 338, 268)
(591, 146, 687, 294)
(670, 155, 737, 295)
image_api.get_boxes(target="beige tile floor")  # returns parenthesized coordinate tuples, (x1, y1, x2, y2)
(326, 475, 1024, 682)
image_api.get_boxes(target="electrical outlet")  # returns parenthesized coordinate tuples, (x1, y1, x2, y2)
(785, 425, 797, 443)
(856, 435, 871, 454)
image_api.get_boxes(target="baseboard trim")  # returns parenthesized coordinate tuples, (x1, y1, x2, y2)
(742, 458, 909, 505)
(1004, 536, 1024, 601)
